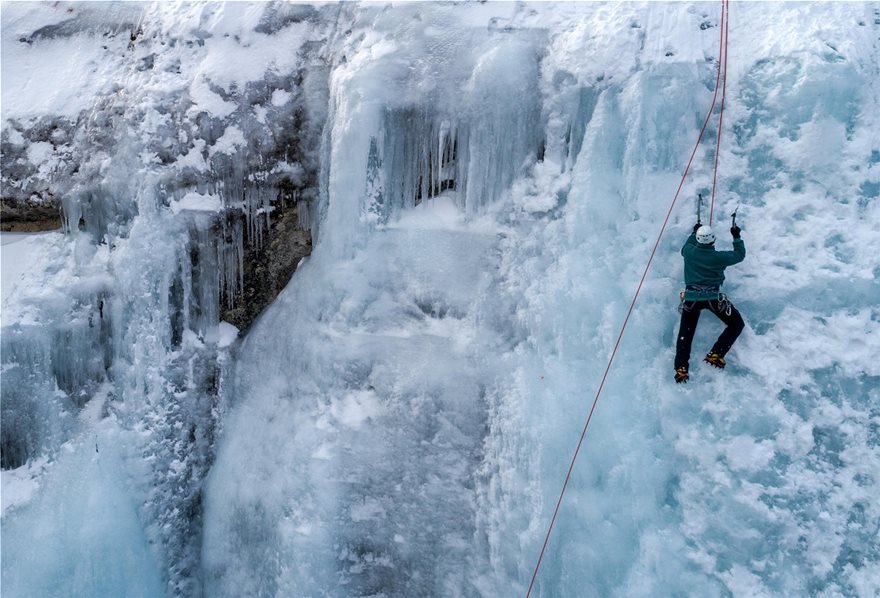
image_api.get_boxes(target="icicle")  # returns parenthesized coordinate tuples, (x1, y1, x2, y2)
(61, 195, 83, 234)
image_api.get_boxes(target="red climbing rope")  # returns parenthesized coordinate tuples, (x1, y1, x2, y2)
(709, 0, 730, 224)
(525, 2, 730, 596)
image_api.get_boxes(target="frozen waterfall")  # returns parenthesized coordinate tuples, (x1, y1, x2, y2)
(2, 2, 879, 597)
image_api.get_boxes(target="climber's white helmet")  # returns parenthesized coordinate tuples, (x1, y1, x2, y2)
(696, 225, 715, 244)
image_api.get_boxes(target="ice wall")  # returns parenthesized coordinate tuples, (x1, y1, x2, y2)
(1, 397, 165, 598)
(3, 1, 879, 597)
(476, 3, 880, 597)
(205, 2, 880, 597)
(202, 4, 547, 594)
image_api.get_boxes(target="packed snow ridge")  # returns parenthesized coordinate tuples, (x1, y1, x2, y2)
(2, 2, 879, 597)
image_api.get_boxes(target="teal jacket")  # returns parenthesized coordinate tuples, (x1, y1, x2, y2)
(681, 233, 745, 300)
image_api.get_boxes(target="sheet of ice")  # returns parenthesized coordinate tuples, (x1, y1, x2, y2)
(203, 207, 500, 595)
(1, 399, 165, 598)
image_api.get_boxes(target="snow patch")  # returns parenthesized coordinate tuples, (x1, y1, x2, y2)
(270, 89, 292, 106)
(329, 390, 382, 431)
(216, 322, 239, 348)
(389, 195, 463, 231)
(208, 126, 246, 157)
(723, 436, 775, 472)
(188, 75, 237, 119)
(169, 192, 222, 215)
(0, 456, 49, 517)
(6, 128, 25, 146)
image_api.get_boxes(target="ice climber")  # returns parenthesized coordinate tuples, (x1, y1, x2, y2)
(674, 222, 745, 383)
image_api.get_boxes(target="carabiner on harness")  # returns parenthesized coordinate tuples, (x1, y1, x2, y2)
(716, 293, 732, 317)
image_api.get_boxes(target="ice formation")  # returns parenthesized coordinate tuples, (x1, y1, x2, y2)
(2, 2, 879, 597)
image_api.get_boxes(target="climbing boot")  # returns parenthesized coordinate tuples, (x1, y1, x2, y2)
(674, 367, 689, 384)
(704, 352, 726, 369)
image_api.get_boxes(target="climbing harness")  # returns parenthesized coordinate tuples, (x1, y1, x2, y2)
(525, 2, 731, 596)
(678, 292, 733, 316)
(686, 284, 721, 298)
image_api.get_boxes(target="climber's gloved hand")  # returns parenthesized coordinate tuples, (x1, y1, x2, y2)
(693, 222, 702, 234)
(730, 225, 741, 238)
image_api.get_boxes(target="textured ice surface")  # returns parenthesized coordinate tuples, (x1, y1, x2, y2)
(206, 3, 880, 596)
(3, 2, 880, 597)
(1, 393, 165, 597)
(203, 196, 501, 595)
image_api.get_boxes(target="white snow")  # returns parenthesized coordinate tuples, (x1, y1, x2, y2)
(1, 36, 108, 120)
(270, 89, 292, 107)
(5, 128, 25, 145)
(187, 75, 238, 119)
(216, 321, 239, 348)
(25, 141, 53, 164)
(0, 456, 48, 517)
(1, 231, 66, 323)
(1, 233, 38, 305)
(208, 126, 246, 157)
(724, 436, 776, 472)
(185, 14, 309, 92)
(175, 139, 209, 172)
(328, 390, 383, 430)
(388, 194, 463, 231)
(169, 192, 222, 215)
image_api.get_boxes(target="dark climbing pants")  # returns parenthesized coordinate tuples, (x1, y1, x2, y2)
(674, 298, 745, 370)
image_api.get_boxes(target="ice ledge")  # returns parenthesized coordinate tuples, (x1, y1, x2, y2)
(169, 192, 222, 215)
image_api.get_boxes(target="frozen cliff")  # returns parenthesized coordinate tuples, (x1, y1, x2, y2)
(2, 2, 879, 596)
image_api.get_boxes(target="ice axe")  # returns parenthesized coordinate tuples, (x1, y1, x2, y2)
(731, 204, 739, 228)
(696, 193, 704, 226)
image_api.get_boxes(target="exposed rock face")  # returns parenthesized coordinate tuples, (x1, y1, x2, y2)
(222, 197, 312, 332)
(0, 198, 62, 232)
(1, 116, 72, 231)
